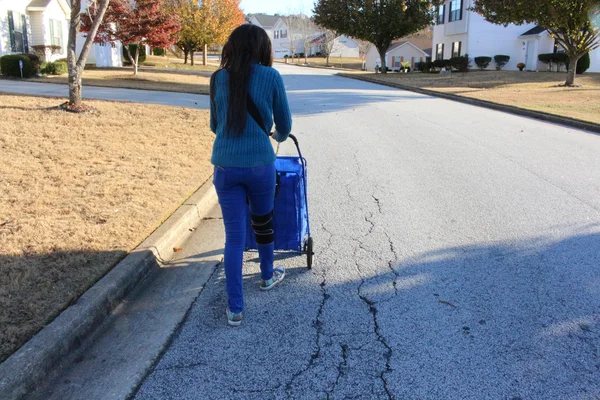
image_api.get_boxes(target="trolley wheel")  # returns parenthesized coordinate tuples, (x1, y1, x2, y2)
(306, 237, 314, 269)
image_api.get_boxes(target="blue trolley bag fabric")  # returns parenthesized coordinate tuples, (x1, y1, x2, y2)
(246, 156, 308, 252)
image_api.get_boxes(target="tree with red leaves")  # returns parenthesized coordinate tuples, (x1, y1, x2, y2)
(83, 0, 180, 75)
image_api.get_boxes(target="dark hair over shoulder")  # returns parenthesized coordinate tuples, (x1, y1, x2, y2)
(210, 24, 273, 136)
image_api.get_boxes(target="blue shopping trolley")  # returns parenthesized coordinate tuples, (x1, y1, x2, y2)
(245, 134, 314, 269)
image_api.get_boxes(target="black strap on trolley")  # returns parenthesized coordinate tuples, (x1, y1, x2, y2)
(247, 94, 280, 198)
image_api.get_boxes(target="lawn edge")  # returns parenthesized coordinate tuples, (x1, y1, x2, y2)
(340, 73, 600, 135)
(0, 178, 218, 400)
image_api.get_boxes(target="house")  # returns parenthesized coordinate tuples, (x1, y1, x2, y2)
(248, 14, 282, 42)
(0, 0, 121, 67)
(308, 34, 360, 58)
(432, 0, 599, 72)
(78, 0, 122, 67)
(0, 1, 32, 57)
(26, 0, 70, 61)
(365, 41, 431, 71)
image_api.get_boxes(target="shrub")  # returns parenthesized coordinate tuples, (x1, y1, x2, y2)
(517, 62, 526, 70)
(576, 52, 590, 75)
(152, 48, 165, 56)
(0, 54, 35, 78)
(474, 56, 492, 70)
(449, 55, 470, 72)
(415, 61, 425, 72)
(538, 53, 553, 70)
(552, 53, 569, 71)
(21, 53, 41, 74)
(494, 55, 510, 70)
(41, 61, 68, 75)
(122, 44, 147, 65)
(433, 59, 451, 69)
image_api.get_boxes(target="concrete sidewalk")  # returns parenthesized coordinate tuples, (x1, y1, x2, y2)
(0, 80, 210, 109)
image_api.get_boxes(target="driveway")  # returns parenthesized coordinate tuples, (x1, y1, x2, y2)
(132, 64, 600, 399)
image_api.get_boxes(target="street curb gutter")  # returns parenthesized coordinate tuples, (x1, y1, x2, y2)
(0, 178, 218, 400)
(340, 73, 600, 135)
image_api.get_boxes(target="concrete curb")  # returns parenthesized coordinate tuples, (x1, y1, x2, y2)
(340, 73, 600, 135)
(0, 178, 218, 400)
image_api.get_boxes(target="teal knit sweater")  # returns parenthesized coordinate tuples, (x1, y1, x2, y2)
(210, 64, 292, 167)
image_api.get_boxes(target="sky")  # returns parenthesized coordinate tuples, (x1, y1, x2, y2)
(240, 0, 316, 16)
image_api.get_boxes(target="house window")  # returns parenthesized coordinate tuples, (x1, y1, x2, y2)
(282, 30, 287, 38)
(437, 4, 445, 25)
(452, 41, 461, 57)
(436, 43, 444, 60)
(50, 19, 63, 49)
(8, 11, 28, 53)
(449, 0, 463, 22)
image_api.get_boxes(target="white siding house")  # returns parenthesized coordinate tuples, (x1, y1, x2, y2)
(432, 0, 599, 72)
(365, 41, 431, 71)
(0, 0, 122, 67)
(26, 0, 69, 61)
(0, 1, 31, 57)
(329, 35, 359, 58)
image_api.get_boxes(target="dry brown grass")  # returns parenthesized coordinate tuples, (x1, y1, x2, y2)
(0, 95, 214, 362)
(29, 69, 211, 94)
(362, 71, 600, 124)
(142, 55, 219, 71)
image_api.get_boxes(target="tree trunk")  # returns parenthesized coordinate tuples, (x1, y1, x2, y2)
(191, 51, 195, 66)
(565, 56, 580, 86)
(203, 44, 208, 66)
(326, 54, 330, 67)
(67, 0, 110, 106)
(134, 46, 139, 75)
(68, 65, 83, 107)
(183, 49, 188, 64)
(378, 48, 387, 73)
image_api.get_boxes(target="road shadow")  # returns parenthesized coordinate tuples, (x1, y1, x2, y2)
(134, 229, 600, 399)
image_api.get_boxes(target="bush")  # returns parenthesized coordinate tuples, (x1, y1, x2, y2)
(21, 53, 41, 74)
(494, 55, 510, 70)
(553, 53, 569, 71)
(122, 44, 147, 65)
(433, 59, 451, 69)
(41, 61, 68, 75)
(474, 56, 492, 70)
(0, 54, 35, 78)
(538, 53, 553, 69)
(449, 55, 470, 72)
(517, 62, 526, 70)
(152, 48, 165, 56)
(576, 52, 590, 74)
(539, 52, 570, 71)
(415, 61, 433, 72)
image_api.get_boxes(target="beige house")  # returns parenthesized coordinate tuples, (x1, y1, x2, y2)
(366, 41, 431, 71)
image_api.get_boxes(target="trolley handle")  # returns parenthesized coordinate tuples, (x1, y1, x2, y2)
(287, 134, 304, 162)
(288, 133, 299, 148)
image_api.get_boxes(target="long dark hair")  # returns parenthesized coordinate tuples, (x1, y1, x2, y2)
(210, 24, 273, 136)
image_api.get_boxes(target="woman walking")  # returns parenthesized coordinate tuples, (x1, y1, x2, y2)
(210, 24, 293, 326)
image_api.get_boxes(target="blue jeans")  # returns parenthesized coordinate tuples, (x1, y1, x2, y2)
(213, 163, 276, 313)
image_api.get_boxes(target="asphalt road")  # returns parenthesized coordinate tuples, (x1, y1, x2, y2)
(133, 64, 600, 400)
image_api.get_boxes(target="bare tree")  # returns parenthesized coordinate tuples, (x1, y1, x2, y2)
(282, 14, 301, 61)
(355, 39, 372, 71)
(298, 14, 316, 64)
(319, 28, 342, 66)
(67, 0, 110, 108)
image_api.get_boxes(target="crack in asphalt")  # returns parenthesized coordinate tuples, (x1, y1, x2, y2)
(285, 225, 332, 397)
(326, 343, 349, 399)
